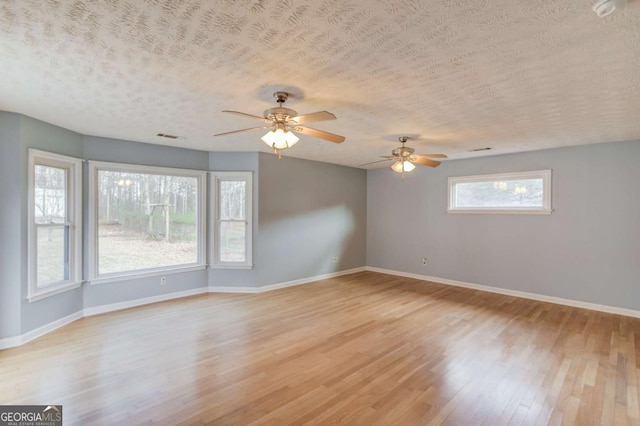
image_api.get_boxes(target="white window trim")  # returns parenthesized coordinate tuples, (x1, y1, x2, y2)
(210, 171, 253, 269)
(28, 149, 83, 302)
(88, 161, 207, 284)
(448, 169, 552, 215)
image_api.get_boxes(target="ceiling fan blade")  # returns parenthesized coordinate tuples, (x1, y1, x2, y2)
(291, 126, 345, 143)
(415, 153, 448, 159)
(289, 111, 336, 125)
(411, 156, 441, 168)
(214, 126, 270, 137)
(222, 110, 271, 123)
(358, 158, 394, 167)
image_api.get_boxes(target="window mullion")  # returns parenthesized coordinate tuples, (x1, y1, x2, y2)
(34, 222, 73, 228)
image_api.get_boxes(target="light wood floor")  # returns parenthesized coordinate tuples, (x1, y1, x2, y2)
(1, 272, 639, 425)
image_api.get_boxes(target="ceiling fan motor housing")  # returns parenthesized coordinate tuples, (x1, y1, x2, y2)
(392, 146, 415, 158)
(264, 107, 297, 122)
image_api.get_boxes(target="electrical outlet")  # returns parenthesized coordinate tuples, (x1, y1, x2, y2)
(422, 257, 428, 265)
(160, 276, 167, 285)
(332, 256, 339, 263)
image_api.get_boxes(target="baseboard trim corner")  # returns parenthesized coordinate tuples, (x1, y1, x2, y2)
(365, 266, 640, 319)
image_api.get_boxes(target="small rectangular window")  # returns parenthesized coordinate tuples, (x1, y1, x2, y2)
(211, 172, 253, 268)
(28, 149, 83, 301)
(448, 170, 552, 214)
(88, 161, 207, 282)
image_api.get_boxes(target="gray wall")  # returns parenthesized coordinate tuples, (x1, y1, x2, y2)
(0, 113, 23, 338)
(209, 152, 367, 288)
(83, 136, 210, 169)
(367, 140, 640, 311)
(257, 153, 367, 285)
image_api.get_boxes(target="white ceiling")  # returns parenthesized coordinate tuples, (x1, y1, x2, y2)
(1, 0, 639, 168)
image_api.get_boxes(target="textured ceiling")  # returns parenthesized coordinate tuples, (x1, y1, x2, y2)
(1, 0, 639, 168)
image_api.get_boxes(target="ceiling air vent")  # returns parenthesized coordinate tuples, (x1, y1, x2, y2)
(469, 147, 492, 152)
(157, 133, 179, 139)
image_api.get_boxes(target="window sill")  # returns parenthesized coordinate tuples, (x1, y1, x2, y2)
(88, 264, 207, 285)
(28, 282, 82, 303)
(210, 264, 254, 270)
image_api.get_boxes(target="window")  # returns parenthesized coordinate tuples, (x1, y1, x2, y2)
(88, 161, 206, 282)
(448, 169, 552, 214)
(28, 149, 83, 301)
(211, 172, 253, 268)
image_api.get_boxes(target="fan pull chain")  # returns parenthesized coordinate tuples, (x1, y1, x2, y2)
(272, 146, 282, 160)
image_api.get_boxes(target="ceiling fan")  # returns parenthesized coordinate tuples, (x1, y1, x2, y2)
(214, 92, 345, 156)
(359, 136, 447, 176)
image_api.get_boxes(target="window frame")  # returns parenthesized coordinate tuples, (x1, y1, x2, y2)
(27, 149, 83, 302)
(448, 169, 552, 215)
(210, 171, 253, 269)
(88, 161, 207, 284)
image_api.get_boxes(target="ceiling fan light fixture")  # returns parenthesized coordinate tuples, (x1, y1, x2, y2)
(391, 160, 415, 173)
(261, 127, 299, 150)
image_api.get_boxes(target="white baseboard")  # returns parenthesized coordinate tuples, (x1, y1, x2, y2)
(0, 311, 84, 350)
(208, 286, 261, 293)
(259, 267, 367, 292)
(209, 267, 366, 293)
(366, 266, 640, 319)
(83, 287, 209, 317)
(0, 335, 22, 350)
(1, 268, 368, 350)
